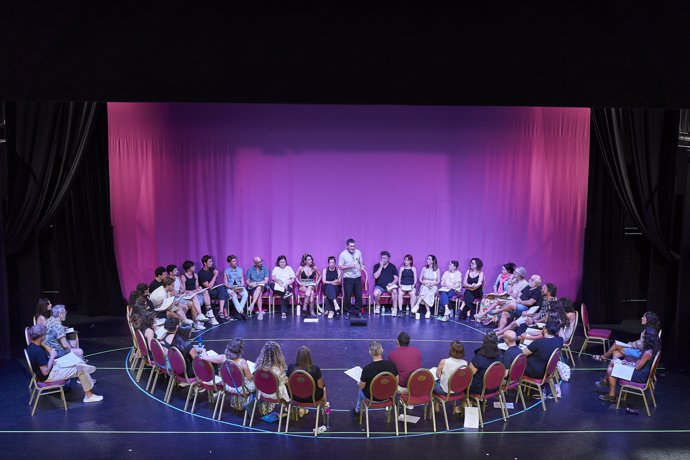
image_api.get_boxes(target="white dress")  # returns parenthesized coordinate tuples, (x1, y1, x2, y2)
(418, 268, 439, 306)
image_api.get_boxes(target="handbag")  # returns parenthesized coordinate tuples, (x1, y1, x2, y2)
(556, 360, 571, 382)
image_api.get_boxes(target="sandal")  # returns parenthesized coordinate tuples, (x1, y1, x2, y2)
(598, 394, 617, 403)
(592, 355, 606, 362)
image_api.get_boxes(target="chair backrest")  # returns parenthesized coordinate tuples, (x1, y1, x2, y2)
(23, 348, 37, 384)
(134, 329, 150, 363)
(361, 270, 369, 291)
(220, 360, 245, 390)
(150, 339, 168, 369)
(192, 357, 216, 383)
(168, 347, 190, 379)
(447, 366, 473, 395)
(658, 329, 662, 339)
(505, 354, 527, 389)
(407, 368, 435, 398)
(254, 368, 279, 395)
(542, 348, 561, 381)
(580, 303, 590, 334)
(480, 361, 506, 397)
(648, 351, 662, 385)
(564, 311, 579, 346)
(288, 370, 317, 401)
(24, 327, 31, 346)
(369, 371, 398, 401)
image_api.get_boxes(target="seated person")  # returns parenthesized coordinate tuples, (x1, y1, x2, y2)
(45, 305, 83, 358)
(411, 255, 440, 320)
(482, 267, 528, 325)
(34, 297, 52, 325)
(149, 266, 166, 294)
(469, 333, 500, 395)
(136, 282, 154, 310)
(372, 251, 398, 315)
(352, 341, 398, 416)
(497, 282, 555, 338)
(159, 318, 179, 352)
(501, 330, 523, 376)
(522, 318, 564, 380)
(388, 332, 422, 393)
(459, 258, 484, 320)
(138, 309, 157, 352)
(593, 311, 660, 362)
(439, 260, 462, 322)
(597, 326, 660, 402)
(296, 253, 320, 317)
(255, 341, 290, 414)
(397, 255, 418, 316)
(26, 324, 103, 403)
(272, 256, 296, 319)
(493, 274, 542, 330)
(197, 255, 225, 324)
(321, 256, 342, 319)
(170, 323, 198, 377)
(223, 255, 248, 321)
(180, 260, 209, 330)
(201, 338, 256, 409)
(149, 277, 190, 325)
(246, 256, 270, 319)
(493, 263, 516, 294)
(434, 340, 468, 413)
(287, 346, 326, 416)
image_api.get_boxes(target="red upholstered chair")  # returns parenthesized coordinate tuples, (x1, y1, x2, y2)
(134, 330, 155, 391)
(167, 347, 198, 410)
(249, 368, 288, 432)
(500, 354, 528, 416)
(294, 281, 322, 315)
(371, 289, 393, 315)
(128, 324, 142, 371)
(562, 311, 579, 367)
(285, 370, 327, 436)
(24, 349, 68, 416)
(259, 288, 272, 314)
(469, 361, 507, 427)
(578, 304, 612, 356)
(216, 360, 251, 424)
(616, 351, 661, 416)
(520, 349, 561, 411)
(190, 357, 223, 414)
(399, 368, 436, 433)
(359, 371, 399, 437)
(272, 285, 295, 315)
(433, 366, 472, 430)
(148, 339, 171, 396)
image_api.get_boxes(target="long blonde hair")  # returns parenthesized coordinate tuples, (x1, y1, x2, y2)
(255, 340, 287, 372)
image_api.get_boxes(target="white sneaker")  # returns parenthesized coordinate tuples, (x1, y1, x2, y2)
(194, 321, 206, 330)
(83, 394, 104, 403)
(296, 309, 301, 316)
(411, 304, 419, 314)
(182, 319, 194, 325)
(281, 313, 287, 319)
(76, 363, 97, 374)
(444, 307, 451, 317)
(327, 312, 334, 319)
(257, 312, 264, 321)
(441, 315, 449, 322)
(391, 307, 397, 316)
(334, 301, 340, 312)
(425, 311, 431, 319)
(196, 313, 209, 322)
(209, 317, 219, 326)
(374, 305, 380, 314)
(205, 310, 216, 319)
(415, 313, 420, 320)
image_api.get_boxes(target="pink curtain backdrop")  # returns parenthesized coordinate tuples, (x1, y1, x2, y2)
(108, 103, 590, 298)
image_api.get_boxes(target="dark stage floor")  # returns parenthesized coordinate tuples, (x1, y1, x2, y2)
(2, 312, 690, 459)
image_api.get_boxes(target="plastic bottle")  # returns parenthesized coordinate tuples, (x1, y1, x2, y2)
(324, 402, 331, 431)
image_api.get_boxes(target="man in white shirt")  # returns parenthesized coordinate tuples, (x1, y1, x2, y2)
(338, 238, 365, 318)
(149, 277, 191, 324)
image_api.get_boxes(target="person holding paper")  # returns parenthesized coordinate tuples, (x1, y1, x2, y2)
(246, 257, 270, 318)
(482, 267, 529, 326)
(322, 256, 342, 319)
(493, 274, 543, 330)
(592, 311, 660, 363)
(45, 305, 83, 359)
(272, 256, 296, 319)
(26, 324, 103, 403)
(411, 255, 440, 320)
(150, 277, 190, 324)
(223, 255, 248, 321)
(372, 251, 399, 315)
(522, 318, 563, 390)
(338, 238, 365, 318)
(201, 338, 256, 409)
(180, 260, 209, 330)
(197, 255, 225, 324)
(296, 253, 321, 316)
(469, 333, 500, 395)
(352, 341, 398, 416)
(597, 327, 660, 403)
(497, 282, 556, 338)
(397, 255, 418, 316)
(439, 260, 463, 322)
(288, 346, 326, 415)
(434, 341, 468, 412)
(459, 258, 485, 320)
(388, 332, 422, 393)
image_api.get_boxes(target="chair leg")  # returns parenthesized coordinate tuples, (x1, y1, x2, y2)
(518, 386, 527, 411)
(145, 367, 155, 392)
(578, 338, 589, 357)
(403, 403, 408, 434)
(393, 403, 399, 436)
(277, 403, 284, 433)
(60, 387, 67, 411)
(285, 403, 292, 433)
(212, 392, 221, 419)
(249, 399, 258, 427)
(135, 359, 145, 382)
(314, 405, 321, 437)
(641, 391, 651, 416)
(150, 371, 159, 394)
(616, 388, 623, 410)
(31, 391, 41, 416)
(549, 379, 559, 403)
(190, 387, 200, 414)
(242, 400, 248, 426)
(184, 385, 194, 412)
(650, 387, 657, 408)
(475, 397, 484, 428)
(440, 400, 449, 431)
(499, 393, 507, 421)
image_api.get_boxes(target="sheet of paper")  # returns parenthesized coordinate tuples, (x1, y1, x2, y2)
(611, 362, 635, 380)
(494, 401, 514, 409)
(523, 339, 533, 346)
(526, 306, 540, 315)
(205, 350, 218, 357)
(304, 318, 319, 323)
(155, 328, 167, 340)
(64, 327, 75, 334)
(55, 352, 84, 367)
(344, 366, 363, 382)
(498, 343, 509, 351)
(438, 287, 451, 292)
(273, 283, 285, 292)
(615, 340, 632, 348)
(397, 414, 420, 423)
(463, 406, 480, 428)
(247, 360, 256, 374)
(428, 367, 438, 378)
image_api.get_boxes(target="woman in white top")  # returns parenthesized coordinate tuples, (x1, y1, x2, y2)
(434, 341, 468, 413)
(271, 256, 296, 319)
(411, 255, 440, 320)
(439, 260, 462, 322)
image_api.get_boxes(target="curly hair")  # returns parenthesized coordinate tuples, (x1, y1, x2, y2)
(642, 327, 661, 355)
(255, 340, 287, 372)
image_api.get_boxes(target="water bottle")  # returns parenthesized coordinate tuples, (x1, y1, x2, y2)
(324, 402, 331, 431)
(196, 335, 203, 352)
(313, 425, 327, 435)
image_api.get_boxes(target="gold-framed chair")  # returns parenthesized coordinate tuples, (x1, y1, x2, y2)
(616, 351, 661, 416)
(24, 349, 68, 416)
(578, 303, 612, 356)
(561, 311, 579, 367)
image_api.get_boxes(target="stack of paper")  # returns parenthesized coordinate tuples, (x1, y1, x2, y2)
(344, 366, 363, 382)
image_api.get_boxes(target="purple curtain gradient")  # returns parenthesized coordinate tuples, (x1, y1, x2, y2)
(108, 103, 590, 298)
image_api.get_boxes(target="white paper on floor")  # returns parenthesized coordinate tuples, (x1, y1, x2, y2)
(397, 414, 420, 423)
(303, 318, 319, 323)
(464, 406, 480, 428)
(493, 402, 514, 409)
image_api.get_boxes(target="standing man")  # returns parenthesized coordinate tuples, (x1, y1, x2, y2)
(338, 238, 365, 318)
(372, 251, 399, 315)
(197, 255, 224, 325)
(246, 256, 269, 320)
(224, 255, 248, 320)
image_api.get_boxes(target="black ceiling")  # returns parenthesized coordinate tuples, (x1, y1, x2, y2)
(4, 4, 690, 107)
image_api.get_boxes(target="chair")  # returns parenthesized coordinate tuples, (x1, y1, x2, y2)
(24, 327, 31, 346)
(399, 368, 435, 433)
(616, 351, 661, 416)
(167, 347, 198, 410)
(134, 330, 155, 391)
(294, 281, 322, 316)
(500, 354, 528, 417)
(285, 370, 327, 436)
(249, 368, 288, 432)
(578, 303, 612, 356)
(128, 324, 142, 370)
(521, 348, 561, 411)
(561, 311, 579, 367)
(24, 349, 67, 416)
(260, 288, 273, 314)
(148, 339, 171, 395)
(434, 293, 461, 318)
(433, 366, 472, 430)
(272, 286, 295, 315)
(190, 357, 223, 414)
(371, 289, 392, 315)
(469, 361, 507, 427)
(359, 371, 399, 437)
(215, 360, 251, 424)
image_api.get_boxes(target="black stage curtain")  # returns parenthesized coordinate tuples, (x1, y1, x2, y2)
(0, 102, 123, 357)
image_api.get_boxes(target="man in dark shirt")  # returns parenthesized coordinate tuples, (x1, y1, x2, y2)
(198, 255, 232, 323)
(352, 341, 398, 415)
(372, 251, 399, 315)
(148, 266, 166, 294)
(388, 332, 422, 392)
(497, 274, 543, 329)
(523, 319, 563, 379)
(501, 330, 523, 377)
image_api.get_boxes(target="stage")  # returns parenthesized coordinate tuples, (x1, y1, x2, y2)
(3, 313, 690, 459)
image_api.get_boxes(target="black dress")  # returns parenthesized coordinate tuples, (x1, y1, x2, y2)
(461, 272, 484, 319)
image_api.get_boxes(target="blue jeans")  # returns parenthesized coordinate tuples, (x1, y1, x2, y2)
(355, 389, 367, 412)
(433, 380, 446, 395)
(439, 289, 457, 309)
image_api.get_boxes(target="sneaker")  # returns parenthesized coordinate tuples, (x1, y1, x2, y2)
(182, 319, 194, 325)
(441, 315, 449, 322)
(257, 312, 264, 321)
(425, 311, 431, 319)
(415, 313, 420, 320)
(281, 313, 287, 319)
(296, 309, 301, 316)
(209, 317, 219, 326)
(411, 304, 419, 314)
(327, 312, 334, 319)
(196, 313, 209, 322)
(391, 308, 397, 316)
(374, 305, 380, 314)
(194, 321, 206, 330)
(83, 394, 104, 403)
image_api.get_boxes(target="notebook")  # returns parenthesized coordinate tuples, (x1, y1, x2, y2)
(55, 352, 84, 368)
(345, 366, 363, 382)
